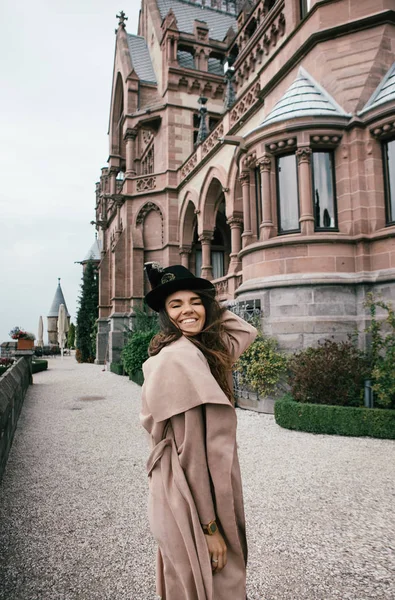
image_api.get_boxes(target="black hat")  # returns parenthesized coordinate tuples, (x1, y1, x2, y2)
(144, 263, 215, 312)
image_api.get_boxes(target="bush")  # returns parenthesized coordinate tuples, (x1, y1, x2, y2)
(129, 370, 144, 386)
(110, 362, 125, 376)
(364, 294, 395, 409)
(235, 333, 288, 397)
(275, 396, 395, 439)
(288, 339, 368, 407)
(121, 329, 156, 376)
(32, 359, 48, 374)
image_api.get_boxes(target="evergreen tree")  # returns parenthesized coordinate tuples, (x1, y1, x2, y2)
(76, 260, 99, 362)
(67, 322, 76, 348)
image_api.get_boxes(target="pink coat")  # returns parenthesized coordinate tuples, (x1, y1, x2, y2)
(140, 311, 257, 600)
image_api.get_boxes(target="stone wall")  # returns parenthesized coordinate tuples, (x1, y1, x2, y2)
(237, 281, 395, 352)
(0, 357, 31, 481)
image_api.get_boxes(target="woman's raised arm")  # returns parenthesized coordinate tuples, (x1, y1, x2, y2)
(220, 309, 258, 363)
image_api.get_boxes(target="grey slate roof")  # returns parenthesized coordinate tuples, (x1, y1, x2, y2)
(48, 281, 70, 318)
(127, 35, 157, 83)
(260, 67, 351, 127)
(177, 50, 196, 70)
(82, 238, 102, 263)
(156, 0, 236, 41)
(359, 62, 395, 115)
(208, 57, 223, 76)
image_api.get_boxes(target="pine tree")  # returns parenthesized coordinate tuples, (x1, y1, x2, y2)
(76, 260, 99, 362)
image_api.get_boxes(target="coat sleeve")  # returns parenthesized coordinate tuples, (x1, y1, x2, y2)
(221, 309, 258, 363)
(171, 406, 216, 526)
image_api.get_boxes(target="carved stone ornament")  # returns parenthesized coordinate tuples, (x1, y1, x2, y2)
(371, 120, 395, 139)
(136, 202, 163, 225)
(230, 82, 261, 127)
(136, 176, 156, 192)
(268, 138, 296, 153)
(258, 154, 272, 172)
(296, 147, 312, 164)
(239, 171, 250, 185)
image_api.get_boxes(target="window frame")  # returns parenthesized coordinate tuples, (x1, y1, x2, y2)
(382, 139, 395, 226)
(311, 150, 339, 232)
(300, 0, 311, 19)
(254, 166, 262, 237)
(276, 152, 300, 235)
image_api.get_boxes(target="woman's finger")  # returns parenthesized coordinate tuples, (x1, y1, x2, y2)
(211, 554, 218, 571)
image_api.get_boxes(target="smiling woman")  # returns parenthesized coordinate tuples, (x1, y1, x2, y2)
(165, 290, 206, 335)
(140, 262, 258, 600)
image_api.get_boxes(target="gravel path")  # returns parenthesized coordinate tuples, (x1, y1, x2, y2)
(0, 356, 394, 600)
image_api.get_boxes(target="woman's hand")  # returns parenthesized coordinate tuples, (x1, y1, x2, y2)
(204, 530, 227, 573)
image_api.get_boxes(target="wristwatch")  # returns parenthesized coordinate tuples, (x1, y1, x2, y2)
(202, 520, 218, 536)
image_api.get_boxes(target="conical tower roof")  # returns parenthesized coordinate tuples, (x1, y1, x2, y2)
(48, 279, 70, 318)
(359, 62, 395, 115)
(260, 67, 351, 127)
(81, 237, 102, 263)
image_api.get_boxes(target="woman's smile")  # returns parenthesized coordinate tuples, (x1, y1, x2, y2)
(165, 290, 206, 335)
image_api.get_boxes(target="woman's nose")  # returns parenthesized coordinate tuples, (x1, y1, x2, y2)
(181, 304, 194, 314)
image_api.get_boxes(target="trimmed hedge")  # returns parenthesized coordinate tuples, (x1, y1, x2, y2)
(32, 360, 48, 374)
(110, 362, 126, 376)
(275, 397, 395, 439)
(129, 369, 144, 386)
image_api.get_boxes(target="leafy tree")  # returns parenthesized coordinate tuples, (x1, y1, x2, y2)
(76, 260, 98, 363)
(67, 322, 76, 348)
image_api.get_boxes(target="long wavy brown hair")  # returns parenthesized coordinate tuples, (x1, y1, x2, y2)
(148, 289, 234, 403)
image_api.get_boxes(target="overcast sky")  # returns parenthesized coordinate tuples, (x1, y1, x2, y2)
(0, 0, 140, 343)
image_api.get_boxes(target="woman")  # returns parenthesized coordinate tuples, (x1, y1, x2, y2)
(140, 263, 257, 600)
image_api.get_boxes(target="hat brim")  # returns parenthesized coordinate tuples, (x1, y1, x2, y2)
(145, 277, 215, 312)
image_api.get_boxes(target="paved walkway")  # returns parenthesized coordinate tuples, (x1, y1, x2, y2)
(0, 357, 394, 600)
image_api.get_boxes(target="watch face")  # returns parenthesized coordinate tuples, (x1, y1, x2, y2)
(209, 522, 217, 534)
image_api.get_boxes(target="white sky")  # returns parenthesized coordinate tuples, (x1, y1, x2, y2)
(0, 0, 141, 343)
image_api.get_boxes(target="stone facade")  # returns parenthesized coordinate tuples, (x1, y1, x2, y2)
(94, 0, 395, 363)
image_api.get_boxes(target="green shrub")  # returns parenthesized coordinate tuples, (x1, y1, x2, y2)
(275, 396, 395, 439)
(110, 362, 125, 376)
(235, 333, 288, 397)
(129, 370, 144, 386)
(364, 294, 395, 409)
(32, 359, 48, 374)
(288, 339, 368, 407)
(121, 330, 156, 376)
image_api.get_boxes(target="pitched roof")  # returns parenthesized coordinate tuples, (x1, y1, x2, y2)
(127, 34, 157, 83)
(48, 281, 70, 318)
(359, 62, 395, 115)
(81, 238, 102, 263)
(156, 0, 236, 41)
(260, 67, 351, 127)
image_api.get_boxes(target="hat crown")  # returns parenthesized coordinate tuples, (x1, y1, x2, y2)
(144, 262, 215, 312)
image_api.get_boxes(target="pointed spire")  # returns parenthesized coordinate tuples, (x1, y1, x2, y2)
(195, 96, 209, 146)
(48, 279, 70, 318)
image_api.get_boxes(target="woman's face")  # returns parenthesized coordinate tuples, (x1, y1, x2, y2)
(165, 289, 206, 336)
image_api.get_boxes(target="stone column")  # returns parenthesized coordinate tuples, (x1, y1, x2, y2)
(109, 168, 117, 195)
(179, 246, 191, 269)
(239, 171, 252, 247)
(259, 154, 274, 240)
(199, 232, 213, 279)
(227, 217, 243, 273)
(124, 129, 137, 176)
(296, 147, 315, 235)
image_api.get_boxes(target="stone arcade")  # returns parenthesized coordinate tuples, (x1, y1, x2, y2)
(93, 0, 395, 364)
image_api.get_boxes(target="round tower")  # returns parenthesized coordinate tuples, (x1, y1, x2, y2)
(47, 279, 71, 345)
